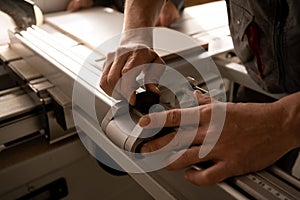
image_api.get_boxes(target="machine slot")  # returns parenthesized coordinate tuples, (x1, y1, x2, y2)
(1, 131, 43, 152)
(256, 171, 300, 199)
(0, 114, 44, 148)
(16, 178, 68, 200)
(231, 173, 298, 200)
(0, 88, 41, 122)
(269, 166, 300, 190)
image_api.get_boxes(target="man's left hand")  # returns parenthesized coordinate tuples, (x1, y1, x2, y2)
(139, 91, 298, 185)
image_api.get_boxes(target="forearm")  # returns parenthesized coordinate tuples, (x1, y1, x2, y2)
(276, 92, 300, 148)
(123, 0, 165, 30)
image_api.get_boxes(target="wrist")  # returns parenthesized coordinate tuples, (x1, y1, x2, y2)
(274, 94, 300, 149)
(232, 101, 299, 152)
(120, 28, 153, 47)
(123, 0, 165, 30)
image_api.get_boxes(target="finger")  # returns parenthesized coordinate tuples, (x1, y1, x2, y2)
(121, 48, 155, 74)
(100, 54, 114, 95)
(166, 147, 213, 170)
(102, 51, 115, 73)
(119, 48, 158, 104)
(139, 107, 200, 128)
(119, 65, 140, 105)
(107, 53, 130, 91)
(144, 56, 165, 94)
(140, 127, 206, 153)
(194, 90, 212, 105)
(145, 84, 160, 95)
(140, 132, 176, 153)
(184, 162, 229, 185)
(118, 54, 149, 105)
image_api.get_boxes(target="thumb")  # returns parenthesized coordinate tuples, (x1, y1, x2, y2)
(194, 90, 212, 105)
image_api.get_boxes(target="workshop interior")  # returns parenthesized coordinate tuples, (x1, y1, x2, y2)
(0, 0, 300, 199)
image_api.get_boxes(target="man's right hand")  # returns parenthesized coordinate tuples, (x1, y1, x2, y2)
(100, 0, 166, 104)
(100, 44, 165, 105)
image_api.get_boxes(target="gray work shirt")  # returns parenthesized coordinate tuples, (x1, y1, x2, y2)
(226, 0, 300, 94)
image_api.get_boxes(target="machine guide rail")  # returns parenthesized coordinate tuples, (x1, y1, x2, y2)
(0, 39, 76, 151)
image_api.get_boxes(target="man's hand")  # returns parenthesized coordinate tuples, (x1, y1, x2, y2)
(157, 1, 180, 27)
(139, 91, 299, 185)
(100, 44, 165, 105)
(67, 0, 93, 12)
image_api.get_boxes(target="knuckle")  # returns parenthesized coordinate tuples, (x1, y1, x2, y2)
(103, 59, 112, 70)
(121, 67, 130, 75)
(207, 166, 229, 185)
(201, 105, 212, 117)
(134, 45, 147, 52)
(181, 151, 192, 165)
(106, 52, 115, 61)
(121, 58, 135, 75)
(99, 83, 111, 96)
(99, 78, 106, 88)
(203, 96, 211, 104)
(188, 174, 203, 186)
(201, 171, 219, 185)
(148, 142, 160, 152)
(106, 75, 118, 85)
(148, 50, 158, 58)
(135, 47, 154, 58)
(166, 162, 178, 171)
(167, 109, 181, 125)
(115, 47, 127, 56)
(102, 63, 108, 71)
(133, 48, 142, 55)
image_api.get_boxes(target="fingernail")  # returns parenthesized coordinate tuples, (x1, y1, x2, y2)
(129, 94, 136, 106)
(152, 86, 160, 95)
(145, 84, 160, 95)
(140, 144, 150, 153)
(139, 116, 150, 127)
